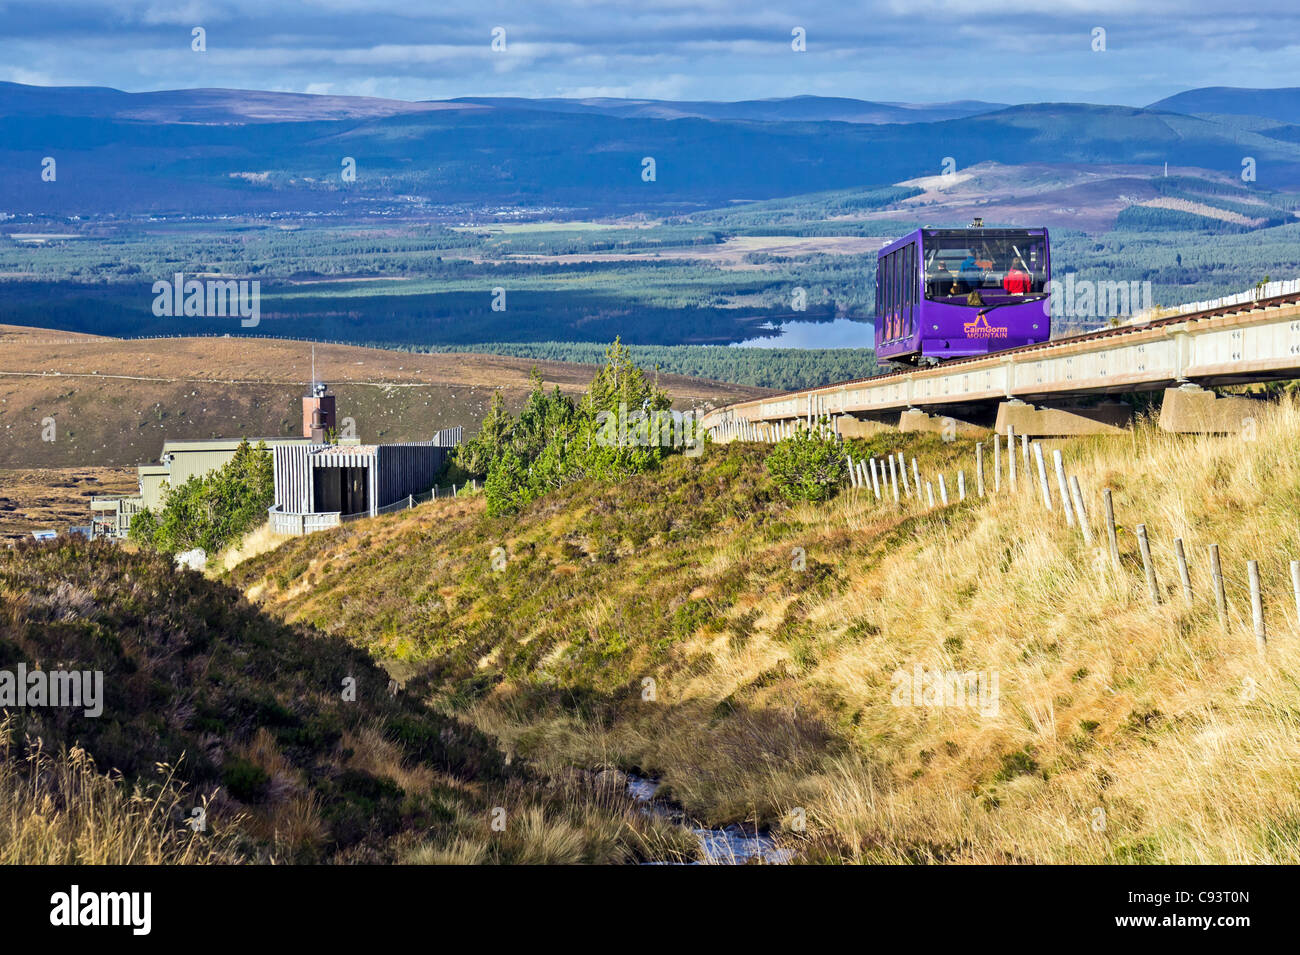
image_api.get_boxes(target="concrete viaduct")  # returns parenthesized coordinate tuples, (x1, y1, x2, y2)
(703, 279, 1300, 441)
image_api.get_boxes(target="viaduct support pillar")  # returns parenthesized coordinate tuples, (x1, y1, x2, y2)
(1158, 385, 1262, 435)
(994, 401, 1131, 437)
(837, 416, 893, 439)
(898, 408, 990, 438)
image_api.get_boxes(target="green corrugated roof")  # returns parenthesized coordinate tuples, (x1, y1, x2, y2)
(158, 436, 314, 456)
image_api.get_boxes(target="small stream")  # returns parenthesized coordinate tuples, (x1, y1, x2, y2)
(627, 774, 794, 865)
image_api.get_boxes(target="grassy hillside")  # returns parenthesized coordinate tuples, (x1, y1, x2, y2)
(234, 399, 1300, 863)
(0, 540, 696, 863)
(0, 327, 764, 468)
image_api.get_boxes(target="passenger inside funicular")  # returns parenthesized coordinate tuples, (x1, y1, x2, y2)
(930, 261, 954, 297)
(1003, 256, 1033, 294)
(924, 232, 1047, 303)
(955, 252, 984, 294)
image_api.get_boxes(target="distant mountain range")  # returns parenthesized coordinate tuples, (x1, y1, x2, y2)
(1147, 87, 1300, 124)
(0, 82, 478, 124)
(442, 95, 1008, 125)
(1, 83, 1298, 216)
(0, 83, 1009, 126)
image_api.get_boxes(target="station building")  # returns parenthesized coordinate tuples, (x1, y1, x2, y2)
(90, 377, 461, 539)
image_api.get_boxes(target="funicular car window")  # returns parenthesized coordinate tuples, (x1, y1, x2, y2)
(904, 242, 915, 336)
(890, 250, 901, 339)
(924, 234, 1047, 303)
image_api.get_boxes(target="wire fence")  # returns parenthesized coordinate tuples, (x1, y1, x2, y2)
(370, 478, 482, 516)
(845, 426, 1300, 651)
(711, 412, 846, 444)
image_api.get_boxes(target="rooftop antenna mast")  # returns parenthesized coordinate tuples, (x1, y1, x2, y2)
(311, 344, 316, 388)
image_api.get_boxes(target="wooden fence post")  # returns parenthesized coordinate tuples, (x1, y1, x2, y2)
(958, 470, 966, 502)
(1104, 489, 1120, 567)
(912, 458, 922, 495)
(898, 452, 911, 497)
(1291, 560, 1300, 632)
(993, 434, 1002, 493)
(926, 482, 935, 508)
(1052, 449, 1074, 525)
(1032, 442, 1053, 510)
(1210, 544, 1228, 635)
(1174, 537, 1193, 606)
(1137, 524, 1159, 605)
(939, 474, 949, 506)
(889, 456, 900, 503)
(976, 443, 985, 497)
(1069, 476, 1093, 546)
(1006, 426, 1016, 492)
(870, 458, 882, 500)
(1249, 560, 1266, 652)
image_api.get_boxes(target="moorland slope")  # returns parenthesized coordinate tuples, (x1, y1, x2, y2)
(234, 400, 1300, 862)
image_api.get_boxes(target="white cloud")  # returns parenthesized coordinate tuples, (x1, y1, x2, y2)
(3, 0, 1299, 105)
(2, 66, 54, 86)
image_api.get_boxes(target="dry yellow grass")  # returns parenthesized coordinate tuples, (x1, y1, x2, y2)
(475, 400, 1300, 862)
(712, 400, 1300, 862)
(214, 521, 292, 572)
(395, 772, 701, 865)
(240, 395, 1300, 863)
(0, 716, 246, 864)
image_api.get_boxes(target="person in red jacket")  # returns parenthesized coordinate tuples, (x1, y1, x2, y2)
(1003, 260, 1032, 294)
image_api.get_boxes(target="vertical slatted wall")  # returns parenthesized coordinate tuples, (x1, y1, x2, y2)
(374, 444, 449, 511)
(273, 444, 327, 513)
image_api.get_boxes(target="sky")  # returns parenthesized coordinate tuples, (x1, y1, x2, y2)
(1, 1, 1297, 106)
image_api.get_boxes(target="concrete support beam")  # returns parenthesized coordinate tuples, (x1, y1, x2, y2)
(898, 408, 990, 438)
(837, 416, 894, 439)
(1158, 386, 1262, 434)
(995, 401, 1131, 436)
